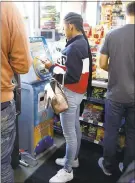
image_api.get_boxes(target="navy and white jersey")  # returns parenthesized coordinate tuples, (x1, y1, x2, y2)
(50, 35, 91, 94)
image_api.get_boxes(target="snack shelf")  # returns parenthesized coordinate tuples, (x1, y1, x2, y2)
(82, 135, 103, 146)
(92, 80, 108, 88)
(54, 125, 103, 146)
(88, 97, 105, 104)
(79, 117, 104, 127)
(54, 122, 124, 151)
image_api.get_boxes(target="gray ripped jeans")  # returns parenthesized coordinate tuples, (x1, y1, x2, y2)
(1, 101, 16, 183)
(60, 87, 84, 172)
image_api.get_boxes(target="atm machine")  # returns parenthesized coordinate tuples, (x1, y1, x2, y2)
(18, 36, 54, 157)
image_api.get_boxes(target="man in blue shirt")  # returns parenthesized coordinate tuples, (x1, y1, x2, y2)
(98, 2, 135, 176)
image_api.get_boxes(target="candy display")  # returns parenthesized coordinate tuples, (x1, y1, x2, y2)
(88, 125, 97, 141)
(80, 123, 97, 141)
(80, 123, 89, 136)
(82, 103, 104, 122)
(91, 87, 107, 100)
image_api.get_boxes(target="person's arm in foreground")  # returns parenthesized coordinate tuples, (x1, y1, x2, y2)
(99, 34, 110, 71)
(9, 2, 32, 74)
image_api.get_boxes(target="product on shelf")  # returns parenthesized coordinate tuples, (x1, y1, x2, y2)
(88, 124, 97, 141)
(91, 45, 99, 53)
(40, 4, 60, 29)
(83, 23, 91, 38)
(80, 123, 89, 136)
(82, 103, 104, 122)
(118, 134, 125, 149)
(54, 115, 60, 123)
(96, 127, 105, 142)
(101, 0, 126, 29)
(91, 87, 106, 100)
(87, 24, 108, 79)
(82, 104, 93, 121)
(100, 2, 114, 28)
(55, 121, 61, 127)
(54, 115, 62, 129)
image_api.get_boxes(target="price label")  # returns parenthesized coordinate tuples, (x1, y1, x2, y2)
(94, 140, 99, 144)
(89, 120, 93, 124)
(98, 122, 103, 127)
(79, 117, 83, 121)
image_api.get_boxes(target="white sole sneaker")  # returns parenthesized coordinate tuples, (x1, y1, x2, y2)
(49, 169, 73, 183)
(55, 158, 79, 168)
(98, 157, 112, 176)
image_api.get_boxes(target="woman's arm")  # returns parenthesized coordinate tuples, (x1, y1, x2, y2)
(44, 45, 83, 84)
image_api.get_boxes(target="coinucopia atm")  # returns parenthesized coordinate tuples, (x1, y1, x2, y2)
(18, 37, 54, 156)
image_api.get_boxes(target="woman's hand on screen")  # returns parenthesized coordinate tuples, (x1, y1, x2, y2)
(42, 59, 53, 70)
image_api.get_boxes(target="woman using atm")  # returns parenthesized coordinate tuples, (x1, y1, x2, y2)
(43, 12, 93, 183)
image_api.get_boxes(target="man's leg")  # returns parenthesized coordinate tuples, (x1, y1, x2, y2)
(1, 101, 16, 183)
(99, 99, 124, 174)
(124, 102, 135, 171)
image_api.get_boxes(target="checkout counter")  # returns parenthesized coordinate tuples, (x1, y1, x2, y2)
(18, 37, 54, 156)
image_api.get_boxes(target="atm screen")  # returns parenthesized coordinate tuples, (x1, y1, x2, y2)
(30, 41, 47, 60)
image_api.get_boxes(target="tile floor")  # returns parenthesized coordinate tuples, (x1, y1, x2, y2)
(14, 135, 64, 183)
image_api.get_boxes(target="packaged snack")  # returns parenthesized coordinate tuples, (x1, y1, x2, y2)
(54, 115, 60, 123)
(81, 124, 89, 136)
(82, 103, 93, 121)
(91, 87, 106, 99)
(82, 103, 104, 122)
(96, 127, 105, 141)
(56, 121, 61, 127)
(92, 105, 104, 122)
(88, 125, 97, 141)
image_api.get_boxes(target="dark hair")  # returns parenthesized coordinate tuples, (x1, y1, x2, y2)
(64, 12, 92, 97)
(126, 2, 135, 16)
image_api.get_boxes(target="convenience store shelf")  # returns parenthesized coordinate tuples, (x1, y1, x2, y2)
(83, 96, 105, 104)
(92, 80, 107, 88)
(88, 97, 105, 104)
(82, 135, 103, 146)
(79, 117, 104, 127)
(54, 126, 103, 146)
